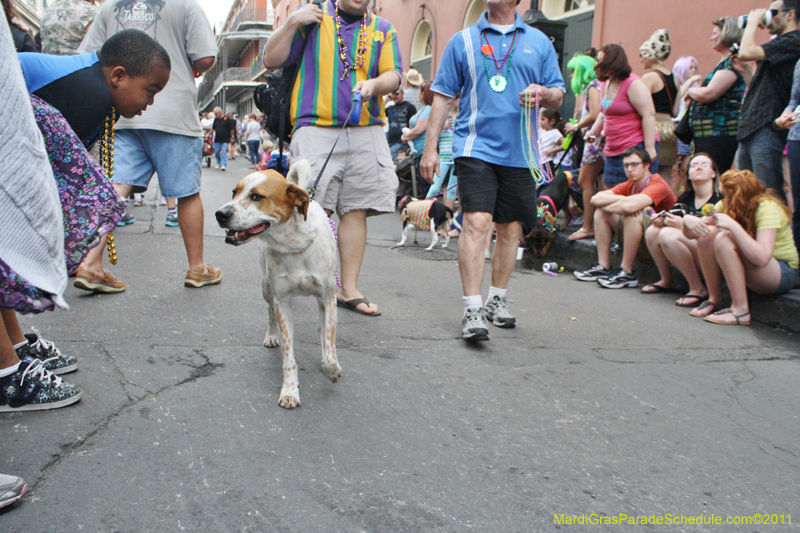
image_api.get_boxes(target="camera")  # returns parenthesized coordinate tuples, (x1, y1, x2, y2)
(658, 204, 687, 218)
(738, 9, 776, 29)
(668, 204, 687, 217)
(730, 42, 740, 55)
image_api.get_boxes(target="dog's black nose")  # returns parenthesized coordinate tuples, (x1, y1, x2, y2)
(215, 208, 232, 225)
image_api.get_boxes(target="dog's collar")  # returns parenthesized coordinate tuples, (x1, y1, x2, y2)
(539, 195, 557, 215)
(536, 202, 558, 233)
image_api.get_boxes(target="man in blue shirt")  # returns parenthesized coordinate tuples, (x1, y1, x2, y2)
(421, 0, 564, 342)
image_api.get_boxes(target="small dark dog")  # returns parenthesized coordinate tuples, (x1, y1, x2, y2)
(397, 196, 454, 251)
(526, 170, 583, 256)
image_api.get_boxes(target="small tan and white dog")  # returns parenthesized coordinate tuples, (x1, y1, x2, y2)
(215, 160, 341, 409)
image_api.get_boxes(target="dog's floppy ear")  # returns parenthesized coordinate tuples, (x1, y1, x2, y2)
(286, 183, 309, 220)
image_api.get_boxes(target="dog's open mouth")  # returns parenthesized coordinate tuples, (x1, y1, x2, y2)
(225, 222, 271, 245)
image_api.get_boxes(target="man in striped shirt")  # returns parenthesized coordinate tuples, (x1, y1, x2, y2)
(264, 0, 402, 317)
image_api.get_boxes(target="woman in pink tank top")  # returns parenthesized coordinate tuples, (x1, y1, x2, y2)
(585, 44, 657, 187)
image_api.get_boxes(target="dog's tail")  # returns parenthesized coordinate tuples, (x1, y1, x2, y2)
(286, 159, 312, 190)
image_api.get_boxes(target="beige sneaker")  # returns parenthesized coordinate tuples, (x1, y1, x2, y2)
(73, 267, 126, 293)
(185, 263, 222, 288)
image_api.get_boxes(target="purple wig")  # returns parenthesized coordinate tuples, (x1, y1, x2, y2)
(673, 56, 699, 86)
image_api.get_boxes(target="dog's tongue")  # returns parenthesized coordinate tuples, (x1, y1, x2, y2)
(248, 223, 267, 234)
(227, 223, 268, 241)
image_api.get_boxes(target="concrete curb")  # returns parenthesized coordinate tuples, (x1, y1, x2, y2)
(524, 229, 800, 333)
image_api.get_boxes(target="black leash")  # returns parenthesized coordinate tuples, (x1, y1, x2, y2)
(308, 91, 362, 201)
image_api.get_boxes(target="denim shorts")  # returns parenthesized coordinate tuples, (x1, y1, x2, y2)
(113, 129, 203, 199)
(776, 259, 799, 295)
(603, 141, 659, 187)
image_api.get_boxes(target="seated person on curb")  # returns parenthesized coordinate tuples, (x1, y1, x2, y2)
(643, 153, 723, 306)
(682, 169, 799, 325)
(575, 146, 676, 288)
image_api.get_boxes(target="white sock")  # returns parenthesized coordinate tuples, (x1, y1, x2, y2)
(13, 340, 27, 350)
(0, 362, 20, 377)
(463, 295, 483, 310)
(486, 286, 506, 303)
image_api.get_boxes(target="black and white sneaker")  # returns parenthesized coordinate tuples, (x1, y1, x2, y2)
(483, 295, 516, 328)
(597, 268, 638, 289)
(574, 264, 613, 282)
(16, 328, 78, 375)
(0, 357, 82, 412)
(462, 307, 490, 341)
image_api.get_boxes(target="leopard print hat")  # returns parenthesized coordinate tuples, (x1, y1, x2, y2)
(640, 29, 671, 61)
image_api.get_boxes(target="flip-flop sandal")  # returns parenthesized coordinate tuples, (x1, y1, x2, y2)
(675, 293, 707, 307)
(704, 307, 751, 326)
(337, 297, 381, 317)
(567, 229, 594, 241)
(689, 300, 719, 318)
(639, 283, 674, 294)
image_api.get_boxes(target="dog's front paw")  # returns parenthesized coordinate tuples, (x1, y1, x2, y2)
(278, 389, 301, 409)
(263, 333, 280, 348)
(322, 361, 342, 382)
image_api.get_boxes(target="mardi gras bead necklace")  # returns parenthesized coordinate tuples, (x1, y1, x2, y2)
(480, 29, 520, 93)
(334, 1, 368, 81)
(521, 91, 552, 186)
(101, 108, 118, 265)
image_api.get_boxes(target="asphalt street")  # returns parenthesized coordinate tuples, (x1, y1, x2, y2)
(2, 156, 799, 533)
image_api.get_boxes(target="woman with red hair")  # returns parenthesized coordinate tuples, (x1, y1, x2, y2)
(682, 170, 799, 324)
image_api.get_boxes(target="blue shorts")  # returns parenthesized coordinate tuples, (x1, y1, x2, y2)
(776, 259, 799, 295)
(113, 129, 203, 199)
(603, 142, 659, 187)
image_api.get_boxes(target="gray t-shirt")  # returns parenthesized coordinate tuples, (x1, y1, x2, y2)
(78, 0, 216, 137)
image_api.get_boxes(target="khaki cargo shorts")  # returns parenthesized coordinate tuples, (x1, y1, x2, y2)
(291, 125, 398, 217)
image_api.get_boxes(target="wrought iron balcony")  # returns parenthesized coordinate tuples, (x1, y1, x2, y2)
(229, 6, 273, 32)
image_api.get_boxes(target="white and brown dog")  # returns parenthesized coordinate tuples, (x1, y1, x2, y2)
(215, 160, 341, 409)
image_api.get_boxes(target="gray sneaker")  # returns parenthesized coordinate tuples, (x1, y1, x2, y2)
(0, 474, 26, 509)
(483, 295, 516, 328)
(574, 264, 613, 282)
(597, 268, 638, 289)
(116, 211, 135, 226)
(165, 212, 179, 227)
(462, 307, 490, 341)
(16, 328, 78, 375)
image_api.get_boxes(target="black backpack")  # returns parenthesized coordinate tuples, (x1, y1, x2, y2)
(253, 68, 295, 146)
(253, 1, 321, 147)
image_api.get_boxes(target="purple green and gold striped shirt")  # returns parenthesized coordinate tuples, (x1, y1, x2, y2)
(271, 0, 402, 130)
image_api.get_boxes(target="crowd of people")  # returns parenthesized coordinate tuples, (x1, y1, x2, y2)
(2, 0, 800, 511)
(566, 4, 800, 328)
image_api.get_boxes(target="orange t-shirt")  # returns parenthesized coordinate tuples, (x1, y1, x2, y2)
(610, 173, 676, 213)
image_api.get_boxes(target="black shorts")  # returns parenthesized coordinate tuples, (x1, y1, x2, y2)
(454, 157, 538, 226)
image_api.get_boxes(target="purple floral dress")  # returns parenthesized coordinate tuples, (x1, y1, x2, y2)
(0, 96, 125, 314)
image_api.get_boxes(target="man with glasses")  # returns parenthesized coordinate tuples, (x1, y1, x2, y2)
(574, 147, 676, 289)
(385, 86, 416, 159)
(737, 0, 800, 202)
